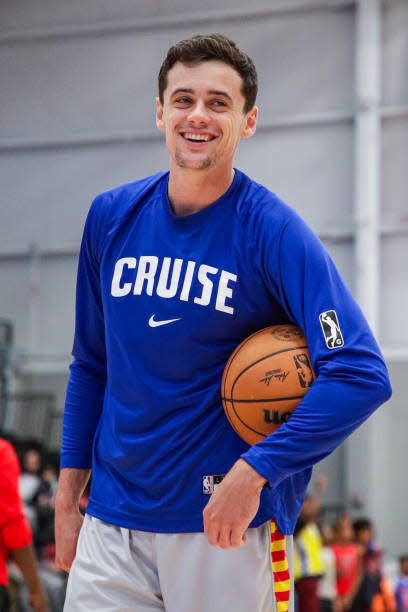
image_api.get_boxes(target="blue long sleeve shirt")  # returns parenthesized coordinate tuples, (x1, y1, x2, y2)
(61, 169, 391, 534)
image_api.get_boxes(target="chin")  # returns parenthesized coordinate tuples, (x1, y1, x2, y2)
(175, 153, 215, 170)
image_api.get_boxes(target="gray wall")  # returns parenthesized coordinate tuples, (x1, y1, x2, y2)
(0, 0, 407, 554)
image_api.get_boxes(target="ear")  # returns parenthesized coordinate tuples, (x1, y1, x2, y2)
(156, 97, 165, 132)
(241, 106, 258, 139)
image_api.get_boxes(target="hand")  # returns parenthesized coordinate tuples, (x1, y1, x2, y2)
(203, 459, 266, 549)
(29, 587, 48, 612)
(314, 474, 328, 493)
(341, 594, 353, 611)
(333, 597, 344, 612)
(55, 505, 84, 572)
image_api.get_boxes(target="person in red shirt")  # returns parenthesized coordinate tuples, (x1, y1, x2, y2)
(331, 514, 362, 611)
(0, 437, 48, 611)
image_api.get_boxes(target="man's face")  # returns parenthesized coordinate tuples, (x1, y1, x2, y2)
(355, 527, 372, 546)
(156, 60, 257, 172)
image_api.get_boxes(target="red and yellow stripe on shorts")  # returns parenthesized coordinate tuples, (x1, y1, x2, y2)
(270, 519, 291, 612)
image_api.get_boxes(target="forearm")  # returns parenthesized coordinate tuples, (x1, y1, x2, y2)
(55, 468, 90, 572)
(242, 367, 391, 487)
(55, 467, 91, 510)
(11, 544, 43, 594)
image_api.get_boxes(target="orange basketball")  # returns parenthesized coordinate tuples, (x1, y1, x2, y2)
(221, 324, 315, 445)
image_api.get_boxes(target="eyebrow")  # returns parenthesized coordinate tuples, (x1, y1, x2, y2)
(170, 88, 233, 102)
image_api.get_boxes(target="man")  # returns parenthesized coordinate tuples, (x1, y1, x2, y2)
(0, 436, 48, 612)
(55, 34, 391, 612)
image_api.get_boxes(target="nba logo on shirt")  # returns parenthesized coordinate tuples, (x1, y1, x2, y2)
(203, 475, 214, 494)
(319, 310, 344, 349)
(202, 474, 225, 495)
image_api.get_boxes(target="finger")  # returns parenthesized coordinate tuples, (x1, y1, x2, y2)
(218, 528, 233, 549)
(206, 525, 220, 547)
(230, 528, 247, 548)
(203, 508, 220, 547)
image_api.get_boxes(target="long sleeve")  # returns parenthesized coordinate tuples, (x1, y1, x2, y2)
(60, 197, 109, 469)
(60, 174, 167, 470)
(242, 210, 392, 486)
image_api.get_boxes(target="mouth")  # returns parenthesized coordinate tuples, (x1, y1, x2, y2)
(179, 131, 217, 143)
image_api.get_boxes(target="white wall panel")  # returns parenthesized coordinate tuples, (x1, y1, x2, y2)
(0, 261, 30, 351)
(0, 256, 76, 357)
(382, 117, 408, 228)
(248, 8, 354, 117)
(0, 1, 351, 31)
(0, 35, 158, 141)
(382, 0, 408, 106)
(236, 123, 354, 232)
(369, 361, 408, 556)
(0, 8, 353, 142)
(0, 142, 168, 253)
(36, 257, 77, 355)
(321, 240, 354, 289)
(0, 121, 353, 253)
(380, 235, 408, 346)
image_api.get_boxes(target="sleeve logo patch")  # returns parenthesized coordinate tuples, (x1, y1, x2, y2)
(319, 310, 344, 349)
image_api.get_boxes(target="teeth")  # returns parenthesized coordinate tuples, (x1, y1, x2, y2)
(183, 133, 211, 141)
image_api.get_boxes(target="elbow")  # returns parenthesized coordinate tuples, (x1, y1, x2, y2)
(371, 365, 392, 406)
(380, 372, 392, 403)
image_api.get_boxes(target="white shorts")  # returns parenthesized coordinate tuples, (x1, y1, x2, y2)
(64, 514, 294, 612)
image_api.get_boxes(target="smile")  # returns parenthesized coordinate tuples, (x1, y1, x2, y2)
(180, 132, 216, 142)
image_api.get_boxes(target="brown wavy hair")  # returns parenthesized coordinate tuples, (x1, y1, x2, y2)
(158, 33, 258, 113)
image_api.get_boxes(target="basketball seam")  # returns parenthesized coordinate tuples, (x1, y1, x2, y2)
(221, 395, 305, 403)
(225, 397, 274, 438)
(221, 327, 267, 402)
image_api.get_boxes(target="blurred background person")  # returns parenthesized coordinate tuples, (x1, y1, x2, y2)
(294, 476, 328, 612)
(0, 436, 48, 611)
(19, 446, 43, 535)
(332, 514, 361, 611)
(394, 556, 408, 612)
(318, 523, 342, 612)
(351, 517, 395, 612)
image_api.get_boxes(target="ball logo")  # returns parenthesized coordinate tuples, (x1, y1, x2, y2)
(319, 310, 344, 349)
(271, 326, 305, 342)
(263, 410, 292, 425)
(293, 353, 314, 388)
(259, 368, 289, 386)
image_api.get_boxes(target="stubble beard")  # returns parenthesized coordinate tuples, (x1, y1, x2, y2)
(175, 149, 215, 170)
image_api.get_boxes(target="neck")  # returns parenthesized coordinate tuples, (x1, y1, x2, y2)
(168, 164, 235, 216)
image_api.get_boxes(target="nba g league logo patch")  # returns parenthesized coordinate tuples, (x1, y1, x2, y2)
(319, 310, 344, 349)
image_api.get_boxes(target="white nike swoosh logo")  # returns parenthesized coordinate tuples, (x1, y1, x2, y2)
(148, 315, 182, 328)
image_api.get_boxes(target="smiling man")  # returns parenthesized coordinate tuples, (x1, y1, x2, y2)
(55, 34, 391, 612)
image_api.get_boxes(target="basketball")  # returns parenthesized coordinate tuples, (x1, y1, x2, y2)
(221, 324, 315, 445)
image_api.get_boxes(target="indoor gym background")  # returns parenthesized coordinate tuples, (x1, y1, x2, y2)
(0, 0, 407, 561)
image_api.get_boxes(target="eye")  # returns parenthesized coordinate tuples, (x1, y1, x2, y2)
(174, 97, 193, 106)
(211, 99, 227, 108)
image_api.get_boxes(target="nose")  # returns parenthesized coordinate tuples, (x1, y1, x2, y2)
(186, 100, 209, 125)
